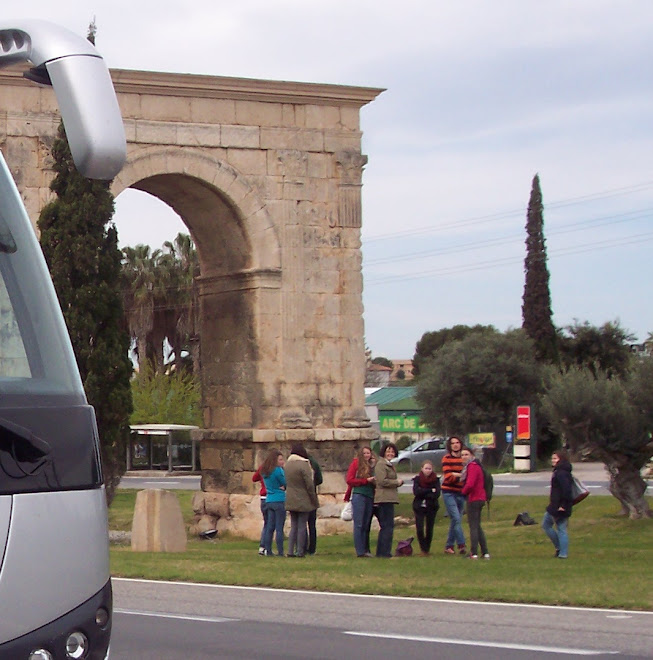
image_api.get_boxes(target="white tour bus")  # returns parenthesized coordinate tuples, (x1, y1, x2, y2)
(0, 20, 126, 660)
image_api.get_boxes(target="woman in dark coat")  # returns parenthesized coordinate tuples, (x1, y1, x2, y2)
(542, 448, 573, 559)
(412, 460, 440, 556)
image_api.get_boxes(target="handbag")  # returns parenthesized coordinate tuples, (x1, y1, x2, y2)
(340, 500, 353, 521)
(570, 475, 589, 505)
(395, 537, 414, 557)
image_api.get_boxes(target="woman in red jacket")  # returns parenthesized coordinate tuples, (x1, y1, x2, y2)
(252, 465, 268, 556)
(346, 446, 376, 557)
(461, 446, 490, 560)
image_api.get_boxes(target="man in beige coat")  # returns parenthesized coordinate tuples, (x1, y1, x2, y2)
(285, 443, 319, 557)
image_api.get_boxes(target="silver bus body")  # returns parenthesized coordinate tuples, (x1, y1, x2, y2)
(0, 20, 126, 659)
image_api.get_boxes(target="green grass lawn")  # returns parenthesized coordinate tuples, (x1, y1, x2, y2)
(109, 491, 653, 611)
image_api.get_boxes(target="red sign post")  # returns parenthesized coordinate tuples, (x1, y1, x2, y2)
(516, 405, 531, 440)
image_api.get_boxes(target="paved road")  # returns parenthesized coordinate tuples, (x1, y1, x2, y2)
(120, 475, 201, 490)
(120, 463, 653, 497)
(111, 578, 653, 659)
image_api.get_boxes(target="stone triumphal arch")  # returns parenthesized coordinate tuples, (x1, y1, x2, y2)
(0, 65, 382, 511)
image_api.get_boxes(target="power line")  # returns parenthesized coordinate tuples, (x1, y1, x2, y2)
(363, 180, 653, 244)
(364, 230, 653, 286)
(364, 207, 652, 266)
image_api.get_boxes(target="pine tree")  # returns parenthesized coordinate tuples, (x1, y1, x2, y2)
(38, 122, 133, 505)
(521, 174, 558, 363)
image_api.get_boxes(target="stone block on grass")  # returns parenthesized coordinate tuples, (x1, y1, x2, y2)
(131, 489, 187, 553)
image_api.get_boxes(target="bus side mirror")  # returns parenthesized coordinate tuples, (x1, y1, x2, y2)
(44, 55, 126, 179)
(0, 20, 126, 180)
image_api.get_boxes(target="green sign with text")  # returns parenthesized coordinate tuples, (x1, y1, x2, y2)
(380, 415, 429, 432)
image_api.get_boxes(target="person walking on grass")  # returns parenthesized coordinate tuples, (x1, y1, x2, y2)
(284, 443, 319, 558)
(412, 459, 440, 556)
(460, 446, 489, 560)
(346, 446, 377, 557)
(374, 442, 403, 558)
(441, 435, 467, 555)
(542, 448, 573, 559)
(261, 449, 286, 557)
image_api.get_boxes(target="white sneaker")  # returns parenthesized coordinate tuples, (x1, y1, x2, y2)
(258, 547, 265, 555)
(483, 553, 491, 560)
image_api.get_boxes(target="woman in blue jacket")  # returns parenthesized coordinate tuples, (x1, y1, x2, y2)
(261, 449, 286, 556)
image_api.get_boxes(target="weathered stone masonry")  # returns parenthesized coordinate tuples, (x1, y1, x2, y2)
(0, 65, 383, 530)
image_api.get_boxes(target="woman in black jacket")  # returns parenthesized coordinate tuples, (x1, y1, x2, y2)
(412, 460, 441, 556)
(542, 448, 573, 559)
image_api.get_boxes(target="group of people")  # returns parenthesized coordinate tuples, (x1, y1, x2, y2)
(253, 443, 322, 557)
(252, 438, 575, 560)
(440, 436, 490, 559)
(345, 437, 491, 559)
(345, 442, 405, 558)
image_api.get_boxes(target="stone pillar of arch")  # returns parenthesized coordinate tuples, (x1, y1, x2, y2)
(0, 65, 383, 508)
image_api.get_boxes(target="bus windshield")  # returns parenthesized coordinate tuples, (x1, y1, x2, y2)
(0, 152, 85, 405)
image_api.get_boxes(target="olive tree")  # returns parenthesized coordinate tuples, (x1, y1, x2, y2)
(540, 364, 653, 519)
(416, 329, 542, 435)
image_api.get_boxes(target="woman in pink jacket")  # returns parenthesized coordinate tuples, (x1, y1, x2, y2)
(461, 446, 490, 560)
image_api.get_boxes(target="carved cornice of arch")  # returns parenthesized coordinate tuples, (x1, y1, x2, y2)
(110, 68, 384, 108)
(112, 146, 280, 271)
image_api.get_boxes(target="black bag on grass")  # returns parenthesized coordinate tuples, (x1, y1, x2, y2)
(513, 511, 536, 526)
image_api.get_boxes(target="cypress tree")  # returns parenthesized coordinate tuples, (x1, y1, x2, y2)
(38, 123, 133, 505)
(521, 174, 558, 364)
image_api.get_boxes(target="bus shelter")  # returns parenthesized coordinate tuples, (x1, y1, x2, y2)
(128, 424, 200, 473)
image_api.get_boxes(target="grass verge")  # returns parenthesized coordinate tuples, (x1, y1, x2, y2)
(109, 491, 653, 610)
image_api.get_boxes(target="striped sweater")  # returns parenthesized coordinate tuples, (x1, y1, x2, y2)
(441, 453, 464, 493)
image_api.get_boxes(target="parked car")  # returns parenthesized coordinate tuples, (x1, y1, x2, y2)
(390, 436, 447, 472)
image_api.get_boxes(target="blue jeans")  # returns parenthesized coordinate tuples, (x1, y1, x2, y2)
(351, 493, 374, 556)
(264, 501, 286, 556)
(443, 491, 466, 548)
(259, 498, 268, 548)
(288, 510, 309, 557)
(375, 502, 395, 558)
(542, 511, 569, 558)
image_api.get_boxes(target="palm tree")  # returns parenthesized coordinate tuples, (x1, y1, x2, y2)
(160, 233, 200, 375)
(121, 244, 160, 367)
(123, 234, 200, 375)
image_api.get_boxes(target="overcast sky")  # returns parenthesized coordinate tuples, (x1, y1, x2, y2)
(6, 2, 653, 357)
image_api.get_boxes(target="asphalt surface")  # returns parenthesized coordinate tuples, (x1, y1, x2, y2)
(111, 578, 653, 659)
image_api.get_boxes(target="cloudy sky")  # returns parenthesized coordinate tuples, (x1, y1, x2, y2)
(6, 2, 652, 358)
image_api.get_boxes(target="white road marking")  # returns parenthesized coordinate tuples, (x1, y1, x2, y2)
(115, 608, 237, 624)
(142, 481, 179, 487)
(494, 484, 520, 488)
(113, 578, 653, 616)
(344, 631, 617, 655)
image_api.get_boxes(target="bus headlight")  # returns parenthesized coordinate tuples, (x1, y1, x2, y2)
(28, 651, 53, 660)
(95, 607, 110, 628)
(65, 631, 88, 658)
